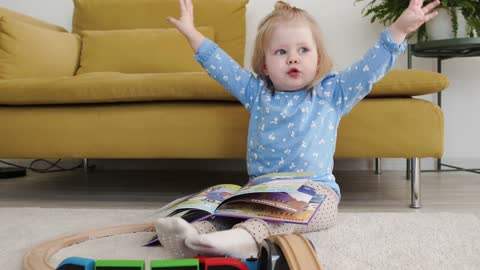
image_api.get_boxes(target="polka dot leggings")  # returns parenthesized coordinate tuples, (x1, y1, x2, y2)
(191, 181, 339, 245)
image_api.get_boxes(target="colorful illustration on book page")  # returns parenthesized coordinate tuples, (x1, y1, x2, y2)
(164, 184, 240, 214)
(236, 178, 309, 196)
(215, 201, 322, 224)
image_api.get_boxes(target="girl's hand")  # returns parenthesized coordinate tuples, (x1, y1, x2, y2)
(389, 0, 441, 44)
(167, 0, 205, 52)
(167, 0, 196, 37)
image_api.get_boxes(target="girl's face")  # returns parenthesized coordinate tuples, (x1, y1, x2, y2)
(263, 20, 319, 91)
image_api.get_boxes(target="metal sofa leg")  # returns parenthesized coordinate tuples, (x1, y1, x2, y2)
(410, 158, 422, 209)
(375, 158, 382, 174)
(82, 158, 96, 173)
(83, 158, 89, 174)
(406, 158, 411, 180)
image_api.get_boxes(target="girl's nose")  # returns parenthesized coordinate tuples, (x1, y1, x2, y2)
(288, 58, 299, 64)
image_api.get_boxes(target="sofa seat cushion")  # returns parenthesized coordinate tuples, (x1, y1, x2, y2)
(0, 99, 442, 158)
(0, 72, 236, 105)
(368, 69, 448, 97)
(336, 98, 443, 158)
(0, 69, 448, 105)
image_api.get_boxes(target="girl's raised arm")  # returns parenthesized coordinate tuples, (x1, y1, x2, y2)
(317, 0, 440, 116)
(167, 0, 263, 111)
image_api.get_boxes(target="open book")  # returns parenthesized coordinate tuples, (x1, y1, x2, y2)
(145, 173, 326, 246)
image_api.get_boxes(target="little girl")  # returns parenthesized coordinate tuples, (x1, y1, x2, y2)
(156, 0, 440, 259)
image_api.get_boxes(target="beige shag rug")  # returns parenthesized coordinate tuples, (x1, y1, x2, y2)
(1, 208, 479, 270)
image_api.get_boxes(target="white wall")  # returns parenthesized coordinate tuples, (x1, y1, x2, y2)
(0, 0, 73, 30)
(1, 0, 479, 171)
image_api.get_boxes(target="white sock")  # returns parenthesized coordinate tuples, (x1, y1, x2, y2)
(155, 217, 199, 258)
(185, 228, 259, 259)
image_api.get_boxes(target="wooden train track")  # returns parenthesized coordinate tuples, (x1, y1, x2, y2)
(23, 223, 154, 270)
(24, 224, 321, 270)
(268, 233, 322, 270)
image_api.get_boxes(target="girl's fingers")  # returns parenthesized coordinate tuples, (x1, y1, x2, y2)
(167, 16, 179, 27)
(409, 0, 421, 8)
(422, 0, 440, 14)
(190, 0, 194, 17)
(424, 10, 439, 22)
(186, 0, 193, 15)
(180, 0, 187, 14)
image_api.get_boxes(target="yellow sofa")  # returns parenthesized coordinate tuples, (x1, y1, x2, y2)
(0, 0, 447, 208)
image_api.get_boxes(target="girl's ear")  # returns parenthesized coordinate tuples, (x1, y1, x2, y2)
(263, 64, 269, 75)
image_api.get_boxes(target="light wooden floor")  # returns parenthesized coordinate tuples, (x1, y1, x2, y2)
(0, 167, 479, 216)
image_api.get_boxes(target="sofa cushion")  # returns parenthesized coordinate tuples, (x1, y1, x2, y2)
(0, 7, 67, 32)
(336, 98, 443, 158)
(0, 72, 236, 105)
(0, 99, 442, 158)
(0, 16, 81, 79)
(72, 0, 247, 66)
(77, 27, 215, 74)
(368, 69, 449, 97)
(0, 69, 449, 105)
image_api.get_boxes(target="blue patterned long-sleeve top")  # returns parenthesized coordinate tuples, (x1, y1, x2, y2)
(194, 29, 406, 198)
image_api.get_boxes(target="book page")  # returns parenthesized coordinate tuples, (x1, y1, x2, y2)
(232, 172, 313, 197)
(214, 193, 326, 224)
(222, 191, 309, 213)
(218, 172, 316, 214)
(153, 184, 241, 217)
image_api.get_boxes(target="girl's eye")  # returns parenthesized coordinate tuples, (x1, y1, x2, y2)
(275, 49, 286, 55)
(299, 47, 309, 54)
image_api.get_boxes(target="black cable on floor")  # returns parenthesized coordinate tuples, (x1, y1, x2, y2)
(0, 159, 83, 173)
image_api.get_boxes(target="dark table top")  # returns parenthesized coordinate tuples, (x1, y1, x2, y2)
(410, 37, 480, 59)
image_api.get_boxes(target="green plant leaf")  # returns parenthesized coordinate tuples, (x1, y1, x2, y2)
(354, 0, 480, 40)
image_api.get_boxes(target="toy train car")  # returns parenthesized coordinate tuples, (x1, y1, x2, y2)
(55, 234, 321, 270)
(56, 257, 253, 270)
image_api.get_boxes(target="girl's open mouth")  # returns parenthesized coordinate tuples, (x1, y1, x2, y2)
(288, 68, 300, 78)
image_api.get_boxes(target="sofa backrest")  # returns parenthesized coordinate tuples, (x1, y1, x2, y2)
(72, 0, 248, 66)
(0, 8, 80, 80)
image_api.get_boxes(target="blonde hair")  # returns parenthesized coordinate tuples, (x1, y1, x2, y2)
(251, 1, 333, 90)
